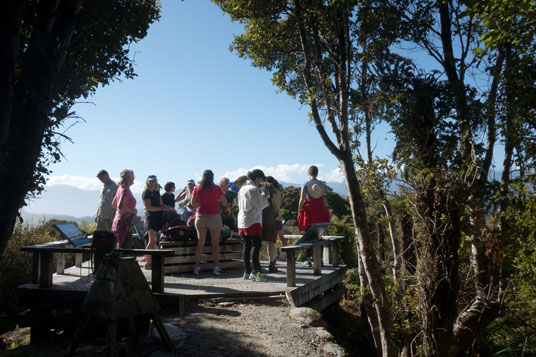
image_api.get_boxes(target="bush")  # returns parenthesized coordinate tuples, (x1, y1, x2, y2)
(0, 223, 55, 333)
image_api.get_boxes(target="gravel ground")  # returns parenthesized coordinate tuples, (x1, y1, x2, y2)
(2, 298, 347, 356)
(161, 298, 347, 357)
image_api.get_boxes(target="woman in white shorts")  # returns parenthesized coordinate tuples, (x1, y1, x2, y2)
(190, 170, 228, 275)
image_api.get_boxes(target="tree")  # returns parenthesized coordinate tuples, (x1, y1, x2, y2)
(0, 0, 161, 256)
(211, 1, 403, 355)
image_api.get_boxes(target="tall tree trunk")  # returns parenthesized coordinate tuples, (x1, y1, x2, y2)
(340, 153, 396, 357)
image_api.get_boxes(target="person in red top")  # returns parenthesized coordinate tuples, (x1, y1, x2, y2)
(190, 170, 228, 275)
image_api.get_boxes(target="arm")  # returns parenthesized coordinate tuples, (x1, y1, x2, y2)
(219, 195, 229, 212)
(250, 189, 269, 210)
(160, 197, 173, 212)
(298, 186, 306, 211)
(176, 186, 188, 201)
(119, 196, 136, 215)
(273, 191, 282, 219)
(190, 192, 198, 207)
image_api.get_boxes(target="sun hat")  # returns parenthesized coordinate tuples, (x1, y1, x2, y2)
(147, 175, 157, 181)
(307, 179, 325, 199)
(187, 179, 195, 185)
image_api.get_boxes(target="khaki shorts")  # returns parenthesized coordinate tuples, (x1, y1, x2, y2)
(195, 213, 222, 230)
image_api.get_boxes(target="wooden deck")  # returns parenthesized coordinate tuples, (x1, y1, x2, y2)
(19, 257, 344, 300)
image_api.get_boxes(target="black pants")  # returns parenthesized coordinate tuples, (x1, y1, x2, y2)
(241, 234, 262, 274)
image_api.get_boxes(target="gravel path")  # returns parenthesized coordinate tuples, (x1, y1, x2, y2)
(158, 298, 346, 357)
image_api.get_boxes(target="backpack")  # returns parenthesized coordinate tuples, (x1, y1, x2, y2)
(161, 225, 196, 241)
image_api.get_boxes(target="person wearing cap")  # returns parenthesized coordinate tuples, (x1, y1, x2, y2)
(190, 170, 228, 276)
(143, 175, 173, 269)
(237, 169, 270, 282)
(95, 169, 118, 232)
(177, 179, 196, 221)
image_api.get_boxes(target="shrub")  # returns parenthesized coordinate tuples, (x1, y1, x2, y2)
(0, 223, 55, 333)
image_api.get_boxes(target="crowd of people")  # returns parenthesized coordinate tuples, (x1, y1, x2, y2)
(94, 165, 330, 282)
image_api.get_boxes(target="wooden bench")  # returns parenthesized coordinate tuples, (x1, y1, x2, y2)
(20, 244, 174, 293)
(159, 238, 242, 274)
(281, 235, 345, 287)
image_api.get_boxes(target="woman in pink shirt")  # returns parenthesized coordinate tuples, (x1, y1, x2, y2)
(190, 170, 228, 275)
(112, 169, 137, 248)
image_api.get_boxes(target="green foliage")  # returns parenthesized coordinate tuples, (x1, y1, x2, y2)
(77, 220, 96, 235)
(329, 215, 358, 268)
(0, 224, 55, 333)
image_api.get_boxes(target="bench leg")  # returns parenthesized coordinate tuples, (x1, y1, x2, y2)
(56, 252, 65, 274)
(286, 250, 296, 287)
(323, 245, 331, 266)
(151, 255, 164, 293)
(313, 245, 322, 276)
(331, 240, 340, 267)
(39, 251, 53, 288)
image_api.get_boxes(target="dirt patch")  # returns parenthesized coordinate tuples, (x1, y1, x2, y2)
(2, 298, 347, 356)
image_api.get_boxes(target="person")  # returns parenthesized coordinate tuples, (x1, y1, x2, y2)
(261, 182, 278, 272)
(297, 165, 331, 266)
(111, 169, 137, 249)
(191, 170, 228, 275)
(95, 170, 118, 232)
(161, 181, 179, 209)
(237, 169, 269, 282)
(143, 175, 173, 270)
(219, 177, 236, 239)
(266, 176, 287, 265)
(177, 179, 196, 222)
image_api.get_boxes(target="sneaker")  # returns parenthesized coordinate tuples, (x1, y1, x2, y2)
(193, 266, 201, 275)
(250, 271, 268, 282)
(144, 263, 152, 270)
(243, 272, 250, 280)
(213, 266, 223, 275)
(301, 260, 313, 267)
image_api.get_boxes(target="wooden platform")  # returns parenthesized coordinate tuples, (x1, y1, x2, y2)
(19, 258, 344, 300)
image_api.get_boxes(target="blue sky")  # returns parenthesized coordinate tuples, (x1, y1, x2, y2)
(31, 0, 396, 198)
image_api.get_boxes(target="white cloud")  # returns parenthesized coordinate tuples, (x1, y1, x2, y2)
(47, 175, 101, 191)
(46, 174, 146, 193)
(322, 167, 345, 183)
(221, 163, 344, 184)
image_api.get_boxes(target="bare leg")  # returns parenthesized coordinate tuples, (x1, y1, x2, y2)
(146, 229, 156, 265)
(267, 241, 276, 263)
(195, 227, 208, 266)
(209, 228, 221, 267)
(277, 229, 287, 246)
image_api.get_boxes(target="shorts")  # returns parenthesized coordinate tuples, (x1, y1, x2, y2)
(275, 220, 283, 231)
(146, 212, 163, 231)
(262, 207, 277, 242)
(195, 213, 223, 230)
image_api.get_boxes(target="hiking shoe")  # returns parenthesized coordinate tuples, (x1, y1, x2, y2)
(250, 271, 268, 282)
(243, 272, 250, 280)
(213, 266, 223, 275)
(193, 266, 201, 275)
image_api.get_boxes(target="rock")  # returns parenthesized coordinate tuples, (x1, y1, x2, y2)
(322, 342, 346, 356)
(314, 327, 334, 341)
(289, 307, 327, 328)
(218, 302, 235, 307)
(152, 323, 186, 342)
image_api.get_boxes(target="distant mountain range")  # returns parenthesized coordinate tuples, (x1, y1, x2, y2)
(22, 182, 349, 223)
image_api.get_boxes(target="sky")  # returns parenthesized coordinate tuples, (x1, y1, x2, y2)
(27, 0, 395, 199)
(22, 0, 508, 218)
